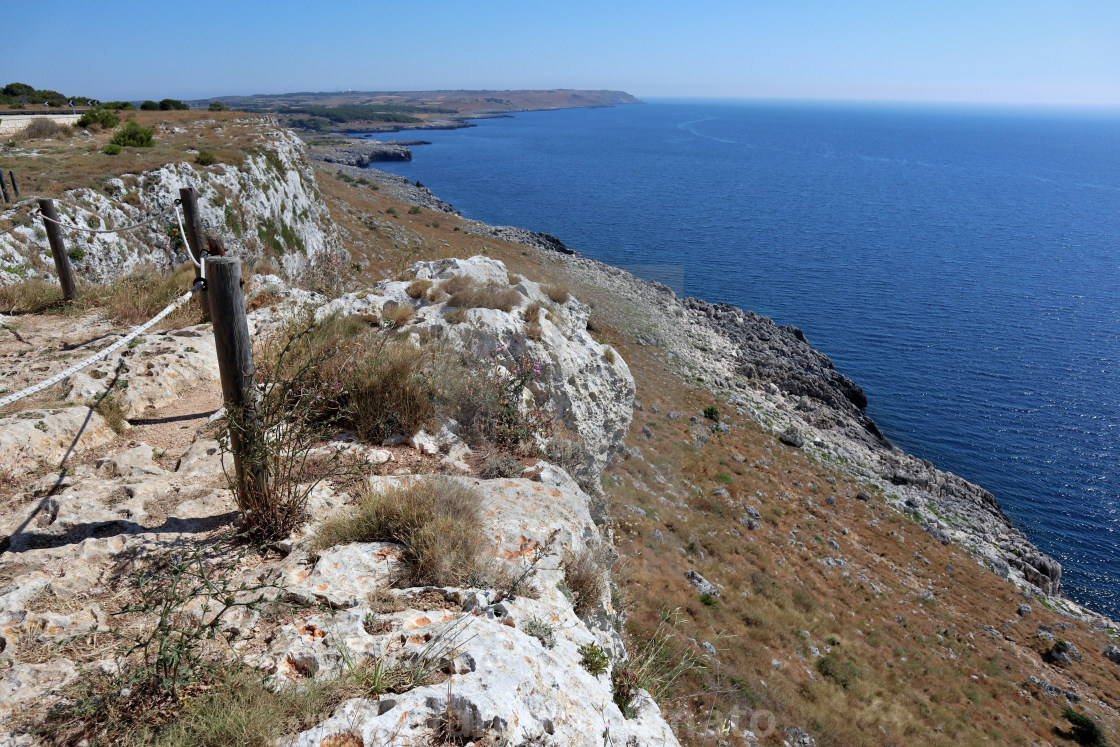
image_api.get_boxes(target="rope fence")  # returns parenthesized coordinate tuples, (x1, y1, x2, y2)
(0, 280, 204, 409)
(32, 201, 179, 235)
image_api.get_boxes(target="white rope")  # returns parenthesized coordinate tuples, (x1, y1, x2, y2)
(0, 281, 204, 410)
(174, 203, 202, 269)
(35, 202, 178, 235)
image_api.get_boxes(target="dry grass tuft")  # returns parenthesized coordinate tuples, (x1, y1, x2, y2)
(0, 279, 64, 313)
(380, 302, 415, 328)
(345, 340, 436, 442)
(312, 477, 484, 586)
(542, 283, 570, 304)
(443, 276, 522, 312)
(563, 546, 609, 618)
(19, 118, 73, 141)
(406, 278, 433, 299)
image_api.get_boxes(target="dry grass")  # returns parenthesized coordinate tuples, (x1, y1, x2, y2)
(312, 477, 484, 586)
(18, 118, 73, 141)
(345, 340, 436, 442)
(542, 283, 570, 304)
(2, 110, 266, 200)
(444, 278, 522, 312)
(563, 546, 609, 618)
(380, 302, 415, 328)
(0, 279, 64, 313)
(406, 278, 432, 299)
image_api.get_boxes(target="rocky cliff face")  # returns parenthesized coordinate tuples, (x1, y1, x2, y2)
(0, 120, 340, 284)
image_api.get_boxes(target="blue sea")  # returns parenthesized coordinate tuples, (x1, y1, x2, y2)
(365, 100, 1120, 620)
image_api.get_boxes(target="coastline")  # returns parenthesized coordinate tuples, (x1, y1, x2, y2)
(349, 159, 1116, 629)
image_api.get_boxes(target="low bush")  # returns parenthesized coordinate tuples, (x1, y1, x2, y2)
(480, 452, 523, 479)
(75, 107, 119, 129)
(110, 120, 154, 148)
(102, 143, 121, 155)
(311, 477, 484, 586)
(345, 339, 435, 442)
(159, 98, 189, 111)
(195, 149, 217, 166)
(703, 405, 720, 422)
(20, 117, 71, 140)
(407, 206, 421, 215)
(380, 302, 414, 328)
(208, 101, 227, 111)
(1062, 708, 1108, 746)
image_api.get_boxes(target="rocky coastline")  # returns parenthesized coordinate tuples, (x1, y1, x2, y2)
(551, 249, 1108, 624)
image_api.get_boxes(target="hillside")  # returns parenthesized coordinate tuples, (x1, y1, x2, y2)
(0, 111, 1117, 746)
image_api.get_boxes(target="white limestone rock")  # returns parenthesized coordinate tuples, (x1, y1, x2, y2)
(0, 407, 115, 473)
(318, 256, 636, 476)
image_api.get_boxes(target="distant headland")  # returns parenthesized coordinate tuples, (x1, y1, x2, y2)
(186, 88, 643, 134)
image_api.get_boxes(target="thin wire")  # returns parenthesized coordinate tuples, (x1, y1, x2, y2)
(0, 280, 204, 410)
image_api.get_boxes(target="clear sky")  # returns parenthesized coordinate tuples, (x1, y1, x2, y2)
(6, 0, 1119, 105)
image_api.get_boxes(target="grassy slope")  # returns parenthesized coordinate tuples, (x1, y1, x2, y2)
(317, 163, 1120, 745)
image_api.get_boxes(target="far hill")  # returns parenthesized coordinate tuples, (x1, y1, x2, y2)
(188, 88, 642, 133)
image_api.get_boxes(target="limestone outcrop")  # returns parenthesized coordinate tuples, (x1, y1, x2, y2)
(317, 256, 636, 478)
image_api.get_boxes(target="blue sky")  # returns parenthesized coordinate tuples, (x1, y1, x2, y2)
(6, 0, 1119, 105)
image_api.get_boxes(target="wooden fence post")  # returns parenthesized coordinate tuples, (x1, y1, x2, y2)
(207, 256, 268, 518)
(8, 171, 18, 198)
(0, 172, 9, 203)
(178, 186, 211, 320)
(38, 198, 78, 302)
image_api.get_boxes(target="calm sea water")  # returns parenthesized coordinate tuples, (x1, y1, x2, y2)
(367, 100, 1120, 619)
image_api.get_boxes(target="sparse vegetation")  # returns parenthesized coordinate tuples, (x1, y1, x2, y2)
(75, 107, 119, 130)
(311, 477, 484, 586)
(443, 276, 523, 312)
(563, 546, 608, 618)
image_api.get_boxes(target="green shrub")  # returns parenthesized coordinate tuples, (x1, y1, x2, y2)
(159, 98, 188, 111)
(699, 592, 718, 607)
(1062, 708, 1108, 746)
(208, 101, 227, 111)
(578, 642, 610, 678)
(703, 405, 720, 422)
(195, 149, 217, 166)
(110, 120, 154, 148)
(76, 107, 119, 129)
(407, 206, 421, 214)
(140, 100, 159, 111)
(817, 654, 860, 690)
(102, 143, 121, 155)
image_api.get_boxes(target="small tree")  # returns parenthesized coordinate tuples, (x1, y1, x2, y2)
(140, 100, 159, 110)
(208, 101, 227, 111)
(159, 98, 189, 111)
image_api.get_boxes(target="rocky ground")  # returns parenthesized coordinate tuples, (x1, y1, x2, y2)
(0, 258, 680, 745)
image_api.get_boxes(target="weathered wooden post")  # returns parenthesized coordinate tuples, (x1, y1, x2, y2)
(207, 256, 268, 526)
(8, 171, 19, 198)
(0, 171, 10, 203)
(178, 186, 211, 320)
(38, 198, 78, 302)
